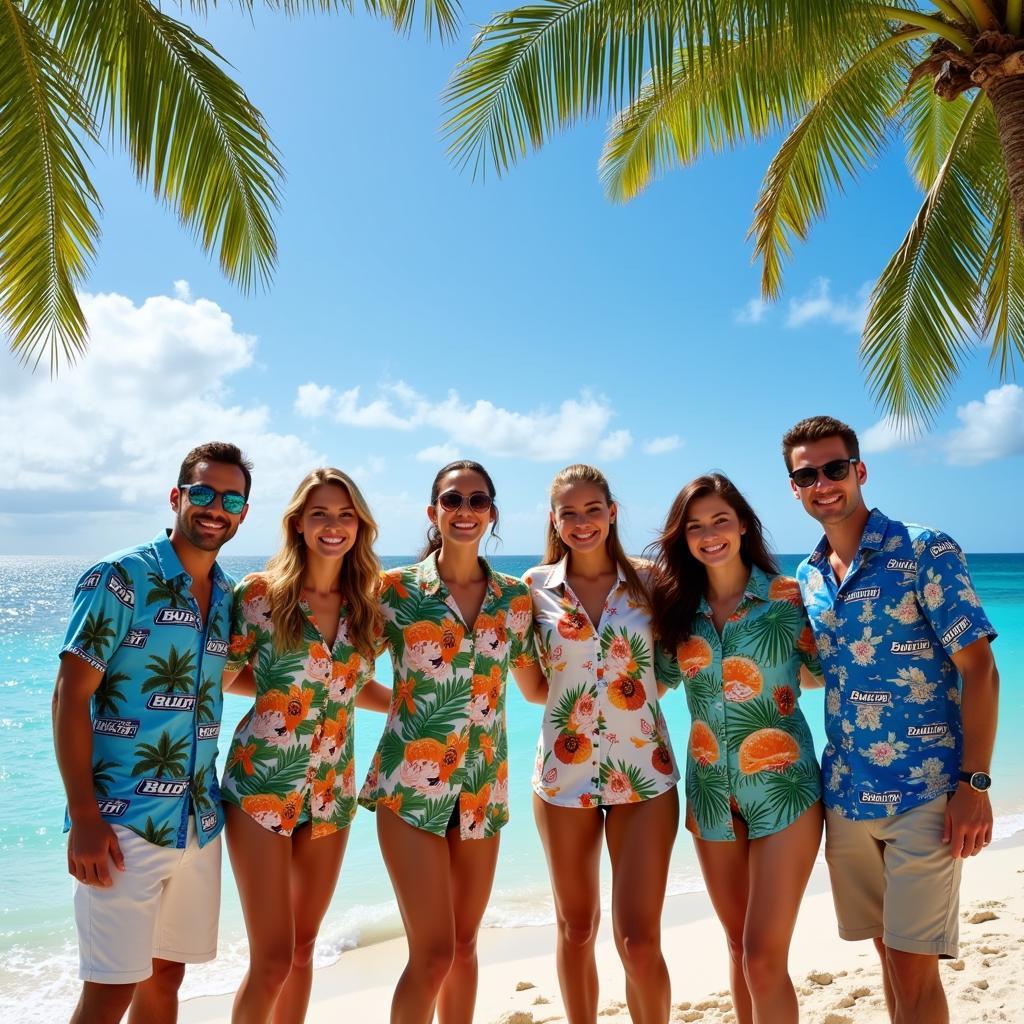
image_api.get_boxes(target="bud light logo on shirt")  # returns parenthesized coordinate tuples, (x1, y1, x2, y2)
(196, 723, 220, 740)
(885, 558, 916, 573)
(147, 693, 197, 712)
(106, 574, 135, 609)
(97, 799, 130, 817)
(859, 790, 902, 805)
(843, 586, 880, 602)
(93, 717, 140, 738)
(941, 617, 972, 647)
(120, 629, 150, 650)
(200, 811, 219, 832)
(205, 637, 229, 657)
(135, 778, 190, 798)
(891, 639, 932, 655)
(929, 539, 960, 558)
(849, 689, 891, 705)
(907, 723, 949, 738)
(78, 572, 101, 592)
(154, 607, 201, 630)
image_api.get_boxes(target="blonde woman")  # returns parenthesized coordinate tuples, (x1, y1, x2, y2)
(221, 468, 390, 1024)
(513, 465, 681, 1024)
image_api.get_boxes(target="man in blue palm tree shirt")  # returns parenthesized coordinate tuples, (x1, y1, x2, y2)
(782, 415, 999, 1024)
(53, 442, 252, 1024)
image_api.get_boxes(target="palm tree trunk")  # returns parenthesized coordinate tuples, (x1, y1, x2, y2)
(987, 72, 1024, 243)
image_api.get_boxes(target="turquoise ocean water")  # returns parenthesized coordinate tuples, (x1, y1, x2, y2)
(2, 553, 1021, 1022)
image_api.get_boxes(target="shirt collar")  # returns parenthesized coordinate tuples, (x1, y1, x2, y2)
(697, 564, 769, 616)
(152, 530, 230, 592)
(808, 507, 890, 566)
(543, 554, 629, 591)
(416, 551, 502, 599)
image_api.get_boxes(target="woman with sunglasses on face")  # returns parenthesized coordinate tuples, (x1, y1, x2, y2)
(220, 468, 391, 1024)
(649, 474, 823, 1024)
(358, 460, 537, 1024)
(511, 464, 680, 1024)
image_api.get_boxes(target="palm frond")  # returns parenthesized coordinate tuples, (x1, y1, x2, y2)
(861, 91, 995, 427)
(981, 194, 1024, 378)
(0, 0, 99, 370)
(44, 0, 282, 292)
(900, 70, 971, 191)
(750, 34, 916, 300)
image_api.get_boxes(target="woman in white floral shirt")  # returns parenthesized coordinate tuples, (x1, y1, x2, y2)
(515, 464, 680, 1024)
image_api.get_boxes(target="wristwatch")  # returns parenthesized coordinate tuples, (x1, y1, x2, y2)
(959, 770, 992, 792)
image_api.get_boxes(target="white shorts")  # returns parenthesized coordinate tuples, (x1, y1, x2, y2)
(74, 821, 221, 984)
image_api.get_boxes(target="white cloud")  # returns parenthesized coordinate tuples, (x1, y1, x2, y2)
(861, 416, 921, 454)
(945, 385, 1024, 465)
(596, 430, 633, 461)
(734, 296, 770, 325)
(643, 434, 682, 455)
(415, 443, 461, 463)
(295, 381, 619, 462)
(786, 278, 870, 333)
(0, 285, 322, 512)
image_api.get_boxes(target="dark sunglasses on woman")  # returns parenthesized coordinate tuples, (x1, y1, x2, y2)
(437, 490, 493, 513)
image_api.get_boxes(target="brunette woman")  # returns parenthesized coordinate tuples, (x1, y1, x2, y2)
(221, 468, 390, 1024)
(649, 474, 823, 1024)
(358, 460, 537, 1024)
(513, 464, 680, 1023)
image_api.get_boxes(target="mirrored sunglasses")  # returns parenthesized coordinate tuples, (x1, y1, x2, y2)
(181, 483, 248, 515)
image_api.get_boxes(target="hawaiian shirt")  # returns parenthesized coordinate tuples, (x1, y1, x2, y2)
(797, 508, 996, 819)
(221, 576, 376, 839)
(524, 558, 679, 807)
(657, 567, 822, 841)
(358, 555, 536, 840)
(60, 532, 232, 849)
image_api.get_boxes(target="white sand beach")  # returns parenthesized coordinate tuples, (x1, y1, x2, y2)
(181, 837, 1023, 1023)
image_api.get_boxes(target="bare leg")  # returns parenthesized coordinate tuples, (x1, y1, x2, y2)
(885, 949, 947, 1024)
(71, 982, 136, 1024)
(694, 819, 753, 1024)
(742, 803, 822, 1024)
(533, 795, 604, 1024)
(274, 825, 348, 1024)
(127, 959, 185, 1024)
(605, 788, 679, 1024)
(872, 938, 896, 1022)
(225, 805, 295, 1023)
(436, 827, 500, 1024)
(377, 809, 455, 1024)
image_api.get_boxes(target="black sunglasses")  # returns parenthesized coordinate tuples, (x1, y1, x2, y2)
(789, 458, 860, 489)
(181, 483, 248, 515)
(437, 490, 493, 513)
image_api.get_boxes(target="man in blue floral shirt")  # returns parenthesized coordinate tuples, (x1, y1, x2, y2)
(53, 442, 251, 1024)
(783, 415, 999, 1024)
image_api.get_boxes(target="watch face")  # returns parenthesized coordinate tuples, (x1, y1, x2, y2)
(970, 772, 992, 792)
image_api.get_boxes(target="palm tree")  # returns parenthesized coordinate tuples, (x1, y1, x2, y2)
(79, 611, 117, 659)
(190, 764, 213, 811)
(145, 573, 190, 610)
(91, 757, 120, 797)
(94, 670, 130, 717)
(196, 674, 217, 722)
(131, 816, 175, 846)
(1, 0, 460, 372)
(132, 729, 190, 776)
(141, 645, 197, 693)
(444, 1, 1024, 427)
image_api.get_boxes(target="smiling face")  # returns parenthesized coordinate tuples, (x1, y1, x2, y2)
(296, 482, 359, 563)
(428, 468, 495, 551)
(551, 481, 615, 556)
(171, 460, 248, 552)
(788, 435, 868, 526)
(684, 494, 746, 570)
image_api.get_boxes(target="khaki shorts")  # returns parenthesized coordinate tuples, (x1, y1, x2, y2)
(74, 821, 221, 983)
(824, 795, 961, 959)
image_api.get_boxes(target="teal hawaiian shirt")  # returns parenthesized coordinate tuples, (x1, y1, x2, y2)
(657, 566, 822, 841)
(797, 509, 996, 819)
(60, 532, 233, 848)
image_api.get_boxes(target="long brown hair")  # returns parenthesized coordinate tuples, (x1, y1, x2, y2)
(646, 474, 779, 652)
(418, 460, 501, 560)
(261, 468, 383, 660)
(543, 464, 649, 607)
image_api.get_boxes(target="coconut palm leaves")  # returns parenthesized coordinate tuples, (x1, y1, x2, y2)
(141, 645, 197, 693)
(2, 0, 458, 370)
(94, 670, 130, 717)
(91, 757, 119, 797)
(132, 729, 190, 776)
(445, 0, 1024, 427)
(145, 573, 190, 609)
(79, 611, 117, 658)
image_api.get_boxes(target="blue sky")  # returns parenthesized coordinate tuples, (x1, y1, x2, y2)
(2, 3, 1022, 557)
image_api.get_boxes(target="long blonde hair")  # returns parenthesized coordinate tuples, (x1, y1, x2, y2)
(261, 468, 383, 660)
(543, 464, 649, 607)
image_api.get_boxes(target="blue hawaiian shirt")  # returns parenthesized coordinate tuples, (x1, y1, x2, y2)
(797, 509, 996, 819)
(60, 532, 233, 848)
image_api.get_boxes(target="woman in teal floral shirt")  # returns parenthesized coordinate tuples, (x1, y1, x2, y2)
(650, 474, 822, 1024)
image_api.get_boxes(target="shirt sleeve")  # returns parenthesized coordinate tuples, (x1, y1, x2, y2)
(225, 580, 261, 672)
(794, 606, 823, 676)
(654, 641, 683, 691)
(60, 562, 135, 673)
(915, 533, 997, 657)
